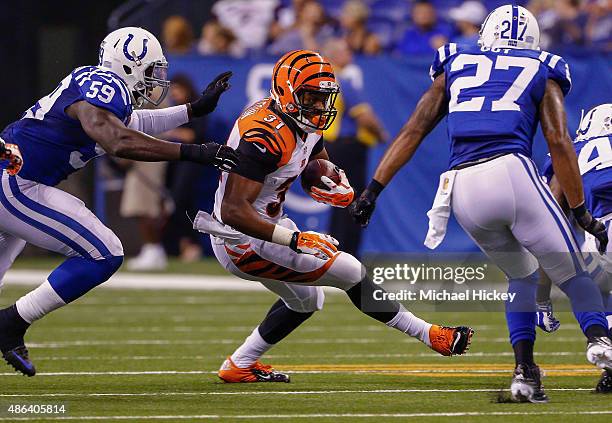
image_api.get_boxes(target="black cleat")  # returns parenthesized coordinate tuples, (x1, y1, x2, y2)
(510, 363, 548, 403)
(3, 346, 36, 377)
(0, 305, 35, 376)
(595, 369, 612, 393)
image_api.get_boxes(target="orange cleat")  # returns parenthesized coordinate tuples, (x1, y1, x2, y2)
(429, 325, 474, 356)
(218, 357, 290, 383)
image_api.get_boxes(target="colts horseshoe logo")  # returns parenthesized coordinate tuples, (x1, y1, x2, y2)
(122, 34, 148, 62)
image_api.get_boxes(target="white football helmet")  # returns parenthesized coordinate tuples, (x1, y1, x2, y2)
(98, 27, 169, 107)
(576, 104, 612, 142)
(478, 5, 540, 50)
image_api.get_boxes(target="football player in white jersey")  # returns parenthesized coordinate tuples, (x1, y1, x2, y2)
(0, 27, 238, 376)
(351, 5, 612, 402)
(193, 49, 473, 383)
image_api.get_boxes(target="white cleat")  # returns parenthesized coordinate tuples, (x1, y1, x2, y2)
(586, 337, 612, 370)
(127, 243, 168, 271)
(510, 364, 548, 403)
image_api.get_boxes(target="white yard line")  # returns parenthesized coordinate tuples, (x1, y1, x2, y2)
(3, 270, 263, 291)
(1, 411, 612, 421)
(24, 337, 586, 349)
(31, 351, 584, 361)
(0, 387, 597, 398)
(0, 368, 599, 377)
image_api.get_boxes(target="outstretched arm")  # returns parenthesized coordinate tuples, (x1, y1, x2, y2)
(127, 71, 233, 136)
(67, 101, 238, 170)
(350, 75, 447, 226)
(69, 101, 180, 160)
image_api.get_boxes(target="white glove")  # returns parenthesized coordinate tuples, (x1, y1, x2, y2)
(309, 169, 355, 208)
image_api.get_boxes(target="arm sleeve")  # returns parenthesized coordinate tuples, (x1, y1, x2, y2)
(126, 105, 189, 136)
(233, 137, 281, 183)
(540, 52, 572, 96)
(77, 73, 132, 123)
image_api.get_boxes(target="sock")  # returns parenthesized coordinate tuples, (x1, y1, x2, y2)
(14, 256, 122, 324)
(505, 272, 537, 346)
(15, 281, 66, 324)
(230, 326, 273, 368)
(513, 339, 535, 366)
(346, 277, 431, 344)
(386, 304, 432, 345)
(258, 299, 314, 344)
(346, 276, 400, 322)
(559, 272, 608, 334)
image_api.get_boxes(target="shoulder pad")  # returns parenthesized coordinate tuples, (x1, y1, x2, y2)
(430, 43, 462, 81)
(74, 68, 132, 121)
(537, 51, 572, 96)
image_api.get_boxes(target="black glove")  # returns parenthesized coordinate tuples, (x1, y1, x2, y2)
(189, 71, 233, 117)
(572, 203, 608, 254)
(180, 142, 239, 172)
(349, 180, 385, 227)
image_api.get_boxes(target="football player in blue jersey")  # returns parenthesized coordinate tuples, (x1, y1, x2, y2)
(0, 27, 239, 376)
(351, 5, 612, 402)
(536, 103, 612, 393)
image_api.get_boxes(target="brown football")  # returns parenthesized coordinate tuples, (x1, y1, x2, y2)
(301, 159, 341, 193)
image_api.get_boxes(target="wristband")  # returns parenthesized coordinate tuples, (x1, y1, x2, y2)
(180, 143, 200, 161)
(271, 224, 295, 246)
(366, 179, 385, 197)
(571, 202, 587, 219)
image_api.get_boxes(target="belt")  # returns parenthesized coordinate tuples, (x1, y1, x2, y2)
(451, 153, 510, 170)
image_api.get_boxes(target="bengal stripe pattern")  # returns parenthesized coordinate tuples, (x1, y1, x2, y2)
(225, 244, 338, 283)
(271, 49, 336, 113)
(237, 98, 297, 167)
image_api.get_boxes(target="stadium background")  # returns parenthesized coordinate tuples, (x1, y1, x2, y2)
(1, 0, 610, 259)
(1, 1, 611, 420)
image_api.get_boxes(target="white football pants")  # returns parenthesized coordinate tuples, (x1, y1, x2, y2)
(451, 153, 587, 283)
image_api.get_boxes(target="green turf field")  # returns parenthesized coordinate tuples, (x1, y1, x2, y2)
(0, 282, 610, 422)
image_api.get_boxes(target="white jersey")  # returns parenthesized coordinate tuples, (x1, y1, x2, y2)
(214, 98, 324, 227)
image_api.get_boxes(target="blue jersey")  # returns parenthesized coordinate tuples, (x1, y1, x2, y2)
(542, 136, 612, 219)
(0, 66, 132, 186)
(430, 43, 572, 169)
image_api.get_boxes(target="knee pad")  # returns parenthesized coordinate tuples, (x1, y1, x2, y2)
(102, 255, 124, 277)
(48, 255, 123, 303)
(282, 286, 325, 313)
(321, 253, 366, 291)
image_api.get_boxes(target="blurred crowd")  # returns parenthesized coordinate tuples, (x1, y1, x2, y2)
(119, 0, 609, 268)
(160, 0, 611, 58)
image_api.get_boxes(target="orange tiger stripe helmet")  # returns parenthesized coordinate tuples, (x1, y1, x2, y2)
(271, 49, 340, 132)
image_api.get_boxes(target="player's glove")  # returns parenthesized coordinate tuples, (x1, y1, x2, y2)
(572, 203, 608, 254)
(536, 301, 560, 333)
(189, 71, 233, 117)
(309, 169, 354, 208)
(349, 179, 385, 227)
(289, 231, 339, 260)
(180, 142, 239, 172)
(0, 140, 24, 176)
